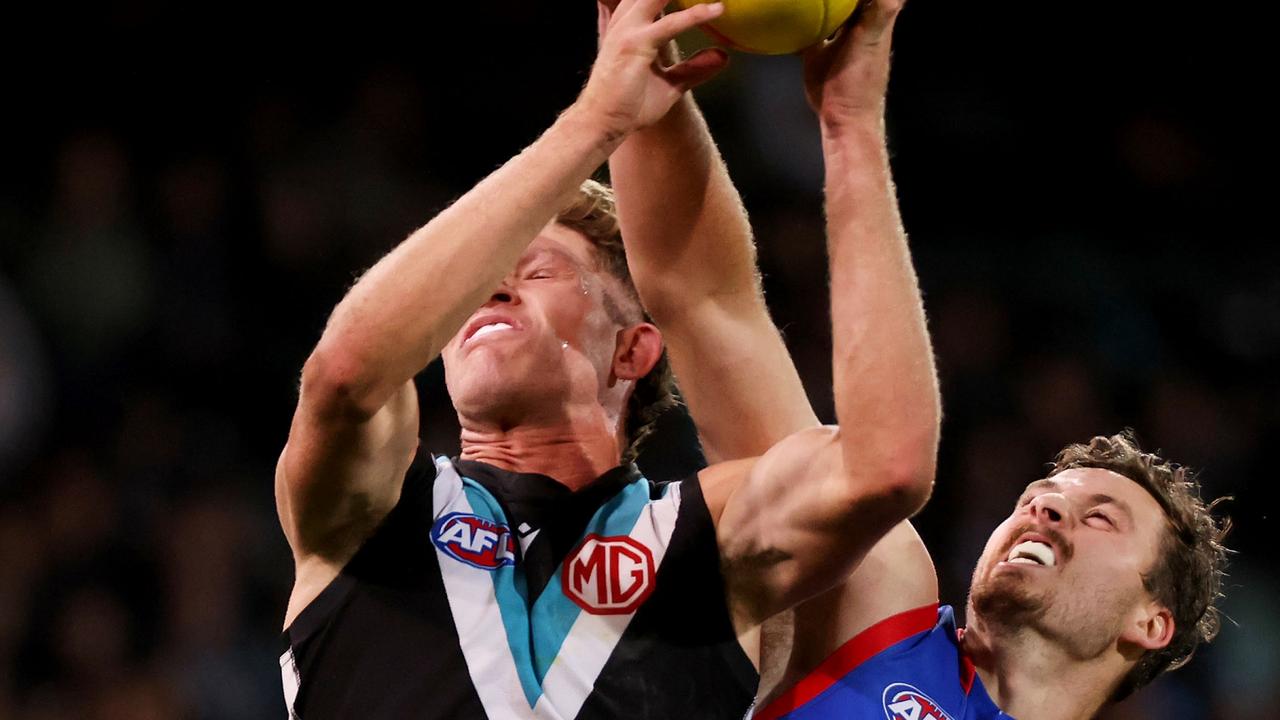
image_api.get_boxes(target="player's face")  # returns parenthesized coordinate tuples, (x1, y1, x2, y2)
(968, 467, 1171, 658)
(442, 222, 639, 425)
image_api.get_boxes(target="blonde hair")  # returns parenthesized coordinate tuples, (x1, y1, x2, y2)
(556, 180, 679, 465)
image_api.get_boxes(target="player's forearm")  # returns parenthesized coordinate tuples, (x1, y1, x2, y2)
(305, 107, 619, 417)
(610, 90, 760, 318)
(612, 93, 818, 460)
(825, 119, 939, 506)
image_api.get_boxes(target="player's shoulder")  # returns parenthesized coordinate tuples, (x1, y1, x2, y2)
(695, 425, 844, 524)
(694, 456, 758, 523)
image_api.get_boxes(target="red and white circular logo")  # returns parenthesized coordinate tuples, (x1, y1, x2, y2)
(562, 534, 656, 615)
(882, 683, 955, 720)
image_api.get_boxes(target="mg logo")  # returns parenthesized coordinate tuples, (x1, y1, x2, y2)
(882, 683, 954, 720)
(562, 534, 656, 615)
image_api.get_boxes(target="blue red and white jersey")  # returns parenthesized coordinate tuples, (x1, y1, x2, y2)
(753, 604, 1013, 720)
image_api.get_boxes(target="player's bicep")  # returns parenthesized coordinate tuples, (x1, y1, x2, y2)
(276, 379, 419, 562)
(717, 426, 915, 626)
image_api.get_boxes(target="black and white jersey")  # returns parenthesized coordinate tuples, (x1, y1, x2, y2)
(280, 451, 757, 719)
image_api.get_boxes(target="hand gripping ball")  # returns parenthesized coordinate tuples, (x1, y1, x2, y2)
(674, 0, 861, 55)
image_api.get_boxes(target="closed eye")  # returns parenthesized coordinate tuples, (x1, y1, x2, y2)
(1086, 511, 1115, 529)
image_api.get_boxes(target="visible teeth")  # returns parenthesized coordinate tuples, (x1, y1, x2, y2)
(1007, 541, 1055, 567)
(470, 322, 513, 341)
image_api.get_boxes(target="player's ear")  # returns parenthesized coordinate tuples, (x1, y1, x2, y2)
(612, 322, 663, 381)
(1122, 601, 1174, 652)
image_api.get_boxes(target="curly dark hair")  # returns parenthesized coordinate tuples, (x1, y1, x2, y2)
(556, 179, 679, 465)
(1048, 430, 1231, 701)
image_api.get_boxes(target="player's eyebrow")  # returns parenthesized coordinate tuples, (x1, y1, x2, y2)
(513, 250, 565, 275)
(519, 246, 587, 271)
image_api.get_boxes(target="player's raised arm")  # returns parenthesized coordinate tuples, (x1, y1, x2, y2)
(275, 0, 729, 625)
(713, 0, 940, 627)
(809, 0, 933, 486)
(605, 18, 818, 462)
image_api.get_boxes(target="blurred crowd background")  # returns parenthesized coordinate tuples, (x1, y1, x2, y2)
(1, 2, 1275, 719)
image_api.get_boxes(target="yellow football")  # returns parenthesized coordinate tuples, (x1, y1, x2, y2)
(674, 0, 861, 55)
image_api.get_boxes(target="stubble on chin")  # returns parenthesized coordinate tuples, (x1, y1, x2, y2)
(970, 570, 1048, 631)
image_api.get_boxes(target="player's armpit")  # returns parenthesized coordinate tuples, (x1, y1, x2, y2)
(755, 521, 939, 706)
(712, 425, 933, 631)
(275, 376, 419, 610)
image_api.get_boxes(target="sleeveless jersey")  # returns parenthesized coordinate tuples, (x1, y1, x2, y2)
(753, 605, 1012, 720)
(280, 451, 756, 719)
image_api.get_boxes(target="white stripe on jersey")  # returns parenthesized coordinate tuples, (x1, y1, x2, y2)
(432, 457, 543, 720)
(432, 457, 685, 720)
(534, 483, 683, 720)
(279, 646, 301, 719)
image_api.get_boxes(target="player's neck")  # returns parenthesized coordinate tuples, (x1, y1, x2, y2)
(458, 405, 624, 491)
(962, 621, 1114, 720)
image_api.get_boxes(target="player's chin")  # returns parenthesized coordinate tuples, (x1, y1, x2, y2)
(971, 574, 1046, 626)
(450, 358, 521, 401)
(465, 348, 565, 390)
(981, 560, 1054, 598)
(453, 375, 541, 421)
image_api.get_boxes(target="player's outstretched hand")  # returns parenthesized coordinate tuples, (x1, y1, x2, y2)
(803, 0, 906, 127)
(580, 0, 729, 139)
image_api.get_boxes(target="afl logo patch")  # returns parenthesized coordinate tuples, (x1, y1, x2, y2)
(431, 513, 516, 570)
(562, 534, 656, 615)
(882, 683, 954, 720)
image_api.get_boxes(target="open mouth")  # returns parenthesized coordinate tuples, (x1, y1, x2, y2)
(461, 315, 522, 346)
(1005, 540, 1056, 567)
(468, 322, 514, 342)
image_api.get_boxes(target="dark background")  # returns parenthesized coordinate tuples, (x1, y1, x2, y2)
(1, 2, 1275, 718)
